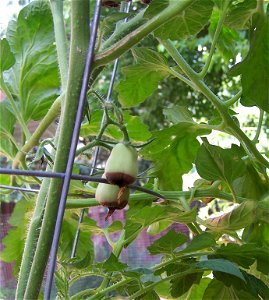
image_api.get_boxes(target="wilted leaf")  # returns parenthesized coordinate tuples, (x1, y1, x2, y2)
(205, 201, 257, 232)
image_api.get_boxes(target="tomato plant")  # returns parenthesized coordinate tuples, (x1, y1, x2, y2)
(0, 0, 269, 299)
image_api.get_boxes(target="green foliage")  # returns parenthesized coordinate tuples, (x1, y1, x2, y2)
(116, 48, 170, 107)
(142, 122, 208, 189)
(0, 199, 32, 275)
(0, 101, 17, 158)
(151, 0, 214, 40)
(147, 229, 187, 255)
(1, 0, 269, 299)
(1, 1, 60, 122)
(229, 9, 269, 112)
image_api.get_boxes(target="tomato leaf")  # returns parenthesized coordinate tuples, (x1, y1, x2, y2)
(3, 1, 60, 122)
(153, 0, 213, 40)
(209, 8, 240, 60)
(142, 123, 208, 190)
(147, 229, 187, 255)
(196, 259, 245, 282)
(182, 232, 216, 253)
(229, 11, 269, 112)
(225, 0, 257, 30)
(196, 142, 246, 193)
(0, 101, 17, 159)
(170, 272, 202, 298)
(99, 253, 128, 272)
(116, 48, 170, 107)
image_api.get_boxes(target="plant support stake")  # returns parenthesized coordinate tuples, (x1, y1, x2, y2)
(71, 0, 132, 259)
(44, 1, 102, 299)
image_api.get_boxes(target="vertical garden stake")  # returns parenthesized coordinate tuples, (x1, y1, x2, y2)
(44, 1, 102, 298)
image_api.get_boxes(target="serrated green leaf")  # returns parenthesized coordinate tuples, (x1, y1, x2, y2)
(105, 220, 123, 234)
(3, 1, 60, 122)
(213, 242, 269, 275)
(170, 272, 202, 298)
(147, 220, 172, 236)
(0, 199, 32, 275)
(148, 229, 187, 255)
(178, 278, 211, 300)
(116, 48, 170, 108)
(209, 8, 240, 60)
(213, 269, 269, 300)
(0, 101, 17, 159)
(154, 0, 213, 40)
(130, 205, 165, 227)
(100, 253, 128, 272)
(0, 38, 15, 72)
(80, 110, 151, 142)
(225, 0, 257, 30)
(142, 123, 208, 190)
(195, 142, 246, 192)
(240, 270, 269, 299)
(124, 221, 143, 246)
(144, 0, 169, 18)
(202, 278, 255, 300)
(196, 259, 245, 282)
(182, 232, 216, 253)
(163, 106, 194, 124)
(59, 212, 94, 265)
(229, 11, 269, 112)
(213, 243, 257, 269)
(61, 252, 92, 269)
(232, 162, 268, 201)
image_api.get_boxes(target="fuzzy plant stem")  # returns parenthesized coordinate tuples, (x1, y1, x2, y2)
(22, 2, 90, 299)
(50, 0, 69, 91)
(15, 1, 69, 297)
(93, 0, 195, 67)
(65, 189, 250, 209)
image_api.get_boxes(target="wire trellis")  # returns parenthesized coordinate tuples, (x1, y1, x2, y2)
(0, 0, 165, 299)
(70, 0, 132, 260)
(44, 1, 102, 298)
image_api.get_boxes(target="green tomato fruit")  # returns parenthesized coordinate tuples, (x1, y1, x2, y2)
(95, 174, 130, 219)
(105, 143, 138, 186)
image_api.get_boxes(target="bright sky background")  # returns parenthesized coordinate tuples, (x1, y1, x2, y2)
(0, 0, 23, 34)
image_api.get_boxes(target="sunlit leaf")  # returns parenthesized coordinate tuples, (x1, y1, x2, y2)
(142, 123, 208, 190)
(3, 1, 60, 121)
(225, 0, 257, 30)
(154, 0, 213, 40)
(229, 11, 269, 112)
(116, 48, 170, 107)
